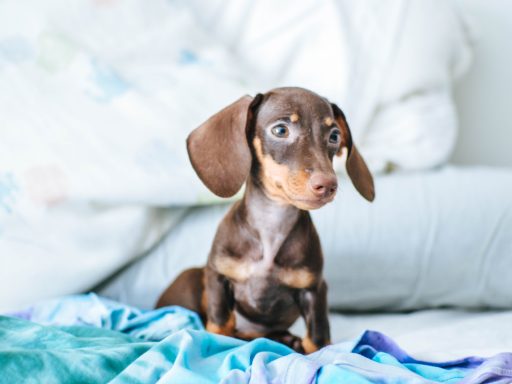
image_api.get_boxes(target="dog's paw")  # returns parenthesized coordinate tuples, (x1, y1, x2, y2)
(266, 330, 305, 353)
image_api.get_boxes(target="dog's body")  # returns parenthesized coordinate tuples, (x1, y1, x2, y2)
(157, 87, 374, 353)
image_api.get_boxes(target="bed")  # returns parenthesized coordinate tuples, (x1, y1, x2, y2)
(1, 0, 512, 383)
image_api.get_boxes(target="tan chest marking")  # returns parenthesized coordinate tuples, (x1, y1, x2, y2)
(214, 256, 316, 288)
(277, 268, 316, 289)
(214, 257, 253, 283)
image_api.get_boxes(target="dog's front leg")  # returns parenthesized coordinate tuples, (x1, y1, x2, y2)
(204, 266, 236, 336)
(297, 280, 331, 354)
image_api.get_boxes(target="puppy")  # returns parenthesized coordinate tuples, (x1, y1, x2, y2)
(157, 87, 374, 353)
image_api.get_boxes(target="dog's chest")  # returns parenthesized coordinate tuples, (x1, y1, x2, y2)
(213, 231, 315, 289)
(214, 255, 315, 289)
(213, 202, 318, 289)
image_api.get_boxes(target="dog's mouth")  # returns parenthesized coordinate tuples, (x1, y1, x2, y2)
(281, 178, 338, 210)
(274, 185, 337, 210)
(260, 174, 337, 210)
(290, 195, 336, 210)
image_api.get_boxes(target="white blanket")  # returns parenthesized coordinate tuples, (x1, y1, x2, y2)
(0, 0, 474, 310)
(187, 0, 473, 172)
(294, 309, 512, 360)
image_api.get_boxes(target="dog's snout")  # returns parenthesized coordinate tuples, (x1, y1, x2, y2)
(308, 173, 338, 198)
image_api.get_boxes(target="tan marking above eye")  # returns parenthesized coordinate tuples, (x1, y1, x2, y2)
(324, 117, 334, 126)
(290, 113, 300, 123)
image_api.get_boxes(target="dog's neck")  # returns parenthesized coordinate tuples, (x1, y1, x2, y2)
(242, 177, 301, 264)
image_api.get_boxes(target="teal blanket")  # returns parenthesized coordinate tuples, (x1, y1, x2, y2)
(2, 295, 512, 383)
(0, 316, 150, 383)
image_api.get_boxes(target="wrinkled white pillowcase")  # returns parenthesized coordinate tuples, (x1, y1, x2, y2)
(0, 0, 474, 311)
(187, 0, 473, 172)
(99, 167, 512, 311)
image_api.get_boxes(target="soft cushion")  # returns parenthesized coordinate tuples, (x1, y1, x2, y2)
(100, 167, 512, 311)
(0, 0, 476, 310)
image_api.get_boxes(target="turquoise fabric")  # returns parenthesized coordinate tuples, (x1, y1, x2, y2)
(3, 295, 512, 383)
(0, 316, 150, 383)
(10, 293, 204, 341)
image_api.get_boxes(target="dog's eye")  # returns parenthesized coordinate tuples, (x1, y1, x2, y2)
(329, 130, 341, 144)
(271, 125, 289, 138)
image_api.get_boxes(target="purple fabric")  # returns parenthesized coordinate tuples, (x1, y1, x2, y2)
(353, 330, 512, 384)
(354, 331, 484, 368)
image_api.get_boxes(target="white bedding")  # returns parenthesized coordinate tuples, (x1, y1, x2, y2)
(188, 0, 473, 173)
(306, 309, 512, 360)
(0, 0, 494, 313)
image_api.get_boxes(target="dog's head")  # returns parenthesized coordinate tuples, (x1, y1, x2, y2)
(187, 87, 374, 210)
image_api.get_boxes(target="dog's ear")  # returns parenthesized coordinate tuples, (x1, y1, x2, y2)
(331, 103, 375, 202)
(187, 94, 263, 197)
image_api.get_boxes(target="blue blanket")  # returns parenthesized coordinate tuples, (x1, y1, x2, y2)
(2, 294, 511, 383)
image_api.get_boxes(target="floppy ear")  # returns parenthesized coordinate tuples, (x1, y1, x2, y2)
(187, 94, 263, 198)
(331, 103, 375, 202)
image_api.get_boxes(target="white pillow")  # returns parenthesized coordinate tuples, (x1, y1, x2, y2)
(187, 0, 473, 173)
(0, 0, 474, 310)
(0, 0, 237, 310)
(99, 167, 512, 311)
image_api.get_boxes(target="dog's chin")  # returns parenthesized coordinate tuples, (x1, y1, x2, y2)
(291, 196, 335, 211)
(283, 190, 337, 210)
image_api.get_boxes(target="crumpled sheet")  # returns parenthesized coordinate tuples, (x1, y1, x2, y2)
(3, 294, 512, 383)
(9, 293, 204, 341)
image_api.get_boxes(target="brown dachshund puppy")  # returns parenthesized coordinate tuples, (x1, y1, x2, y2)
(157, 87, 374, 353)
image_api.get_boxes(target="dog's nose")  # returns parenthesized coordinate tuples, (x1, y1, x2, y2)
(308, 173, 338, 198)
